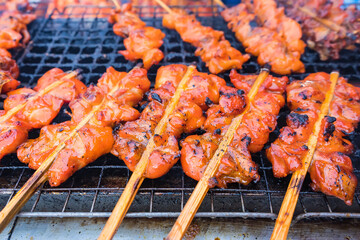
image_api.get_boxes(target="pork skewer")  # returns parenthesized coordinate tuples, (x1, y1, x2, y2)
(155, 0, 250, 74)
(0, 66, 150, 231)
(108, 1, 165, 69)
(166, 68, 279, 239)
(270, 72, 340, 240)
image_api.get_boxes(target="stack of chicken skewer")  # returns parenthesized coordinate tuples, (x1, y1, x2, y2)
(0, 0, 359, 239)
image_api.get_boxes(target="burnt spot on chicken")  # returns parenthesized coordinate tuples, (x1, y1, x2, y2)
(287, 112, 309, 128)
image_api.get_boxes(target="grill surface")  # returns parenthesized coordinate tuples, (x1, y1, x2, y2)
(0, 5, 359, 222)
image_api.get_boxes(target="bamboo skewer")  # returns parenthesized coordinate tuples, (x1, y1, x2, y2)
(0, 69, 133, 232)
(270, 72, 339, 240)
(0, 71, 78, 124)
(166, 69, 270, 240)
(297, 6, 344, 33)
(290, 4, 357, 38)
(110, 0, 121, 10)
(154, 0, 174, 14)
(98, 65, 196, 240)
(213, 0, 227, 9)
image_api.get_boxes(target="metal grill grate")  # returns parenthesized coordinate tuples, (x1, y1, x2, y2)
(0, 5, 359, 222)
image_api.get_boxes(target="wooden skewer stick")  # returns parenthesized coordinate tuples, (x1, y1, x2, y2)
(110, 0, 121, 10)
(270, 72, 339, 240)
(296, 6, 344, 33)
(98, 65, 196, 240)
(154, 0, 174, 14)
(0, 71, 78, 124)
(0, 69, 130, 232)
(166, 69, 270, 240)
(213, 0, 227, 9)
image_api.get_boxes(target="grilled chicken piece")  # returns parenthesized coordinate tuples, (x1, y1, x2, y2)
(0, 5, 35, 93)
(18, 67, 150, 187)
(112, 64, 227, 179)
(0, 55, 19, 79)
(280, 0, 360, 60)
(0, 71, 19, 94)
(0, 11, 35, 49)
(0, 68, 86, 160)
(109, 3, 165, 69)
(181, 71, 287, 187)
(163, 10, 249, 74)
(221, 0, 305, 74)
(266, 72, 360, 205)
(0, 46, 19, 92)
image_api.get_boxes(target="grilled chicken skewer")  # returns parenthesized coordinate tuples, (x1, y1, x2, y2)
(181, 70, 288, 187)
(219, 0, 305, 74)
(108, 2, 165, 69)
(0, 69, 86, 161)
(279, 0, 360, 61)
(155, 0, 250, 74)
(166, 69, 288, 239)
(100, 64, 234, 239)
(268, 72, 360, 239)
(0, 66, 150, 231)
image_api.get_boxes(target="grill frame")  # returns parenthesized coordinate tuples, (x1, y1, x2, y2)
(0, 4, 360, 223)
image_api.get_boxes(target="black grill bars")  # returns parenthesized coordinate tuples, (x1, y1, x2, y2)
(0, 5, 359, 221)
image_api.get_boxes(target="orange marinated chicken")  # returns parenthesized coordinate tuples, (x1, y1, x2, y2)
(0, 48, 12, 58)
(0, 5, 35, 93)
(0, 71, 19, 94)
(18, 67, 150, 187)
(0, 68, 86, 160)
(163, 10, 249, 74)
(111, 64, 227, 179)
(109, 3, 165, 69)
(251, 0, 305, 53)
(221, 2, 305, 74)
(0, 11, 36, 49)
(181, 71, 287, 187)
(0, 55, 19, 79)
(281, 0, 360, 60)
(266, 72, 360, 205)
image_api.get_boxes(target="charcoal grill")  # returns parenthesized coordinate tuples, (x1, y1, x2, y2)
(0, 3, 360, 227)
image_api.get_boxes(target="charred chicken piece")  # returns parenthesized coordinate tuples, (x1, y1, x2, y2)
(266, 72, 360, 205)
(111, 64, 227, 179)
(181, 71, 288, 187)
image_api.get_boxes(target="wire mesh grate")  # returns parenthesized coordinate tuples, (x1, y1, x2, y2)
(0, 5, 359, 221)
